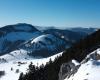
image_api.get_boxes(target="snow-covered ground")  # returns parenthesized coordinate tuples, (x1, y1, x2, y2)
(65, 48, 100, 80)
(0, 52, 63, 80)
(31, 34, 55, 43)
(0, 49, 32, 62)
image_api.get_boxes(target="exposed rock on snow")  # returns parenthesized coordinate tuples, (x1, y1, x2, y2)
(64, 48, 100, 80)
(59, 60, 80, 80)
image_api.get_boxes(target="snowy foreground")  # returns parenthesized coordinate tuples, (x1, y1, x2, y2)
(65, 49, 100, 80)
(1, 48, 100, 80)
(0, 52, 62, 80)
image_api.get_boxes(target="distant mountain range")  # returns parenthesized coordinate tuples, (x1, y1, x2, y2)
(0, 23, 98, 59)
(0, 23, 96, 57)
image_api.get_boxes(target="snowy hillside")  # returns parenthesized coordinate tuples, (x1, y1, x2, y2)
(0, 52, 62, 80)
(19, 34, 69, 57)
(0, 23, 42, 55)
(0, 34, 68, 60)
(65, 48, 100, 80)
(0, 49, 32, 62)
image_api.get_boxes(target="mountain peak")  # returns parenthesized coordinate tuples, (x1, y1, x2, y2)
(0, 23, 39, 32)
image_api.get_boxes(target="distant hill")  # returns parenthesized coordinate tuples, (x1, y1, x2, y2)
(0, 23, 42, 55)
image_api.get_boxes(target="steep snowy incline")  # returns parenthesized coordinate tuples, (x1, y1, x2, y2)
(65, 48, 100, 80)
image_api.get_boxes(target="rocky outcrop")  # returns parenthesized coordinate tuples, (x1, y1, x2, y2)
(58, 60, 80, 80)
(82, 48, 100, 64)
(63, 48, 100, 80)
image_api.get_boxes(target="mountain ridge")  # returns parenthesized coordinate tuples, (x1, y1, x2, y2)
(0, 23, 96, 57)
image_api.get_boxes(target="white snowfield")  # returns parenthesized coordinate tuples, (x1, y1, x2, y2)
(0, 49, 32, 62)
(22, 34, 67, 55)
(65, 48, 100, 80)
(0, 52, 63, 80)
(31, 34, 54, 43)
(30, 34, 64, 50)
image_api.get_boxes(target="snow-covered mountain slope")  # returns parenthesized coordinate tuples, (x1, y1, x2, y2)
(19, 34, 69, 57)
(0, 52, 62, 80)
(0, 49, 32, 62)
(0, 34, 68, 60)
(65, 48, 100, 80)
(0, 23, 42, 55)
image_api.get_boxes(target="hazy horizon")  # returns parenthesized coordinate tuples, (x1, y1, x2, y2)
(0, 23, 98, 29)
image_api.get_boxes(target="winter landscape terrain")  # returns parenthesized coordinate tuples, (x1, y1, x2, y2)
(0, 51, 63, 80)
(0, 0, 100, 80)
(0, 23, 99, 80)
(64, 49, 100, 80)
